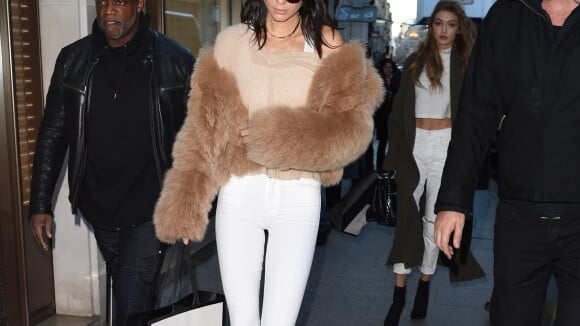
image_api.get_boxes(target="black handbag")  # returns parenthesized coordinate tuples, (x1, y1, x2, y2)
(127, 241, 225, 325)
(366, 170, 397, 227)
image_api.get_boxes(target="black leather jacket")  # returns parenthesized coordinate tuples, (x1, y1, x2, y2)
(29, 28, 194, 217)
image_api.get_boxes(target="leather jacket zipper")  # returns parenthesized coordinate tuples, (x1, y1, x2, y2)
(71, 58, 99, 210)
(519, 0, 548, 22)
(148, 60, 164, 187)
(160, 85, 182, 92)
(63, 83, 84, 93)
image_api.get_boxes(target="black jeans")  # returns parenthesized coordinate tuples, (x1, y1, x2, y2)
(93, 222, 167, 326)
(490, 200, 580, 326)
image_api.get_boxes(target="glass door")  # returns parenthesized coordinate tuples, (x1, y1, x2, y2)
(163, 0, 223, 55)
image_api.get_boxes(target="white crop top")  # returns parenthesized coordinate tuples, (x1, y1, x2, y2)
(414, 48, 451, 119)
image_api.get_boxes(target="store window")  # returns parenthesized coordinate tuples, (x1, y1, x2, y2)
(162, 0, 227, 55)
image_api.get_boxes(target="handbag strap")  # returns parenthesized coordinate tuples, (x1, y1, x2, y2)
(181, 242, 201, 306)
(163, 243, 184, 305)
(159, 242, 203, 308)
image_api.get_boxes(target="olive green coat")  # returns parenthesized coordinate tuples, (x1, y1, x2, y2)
(383, 49, 484, 282)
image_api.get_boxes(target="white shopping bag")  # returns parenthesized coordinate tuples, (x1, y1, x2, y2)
(152, 300, 223, 326)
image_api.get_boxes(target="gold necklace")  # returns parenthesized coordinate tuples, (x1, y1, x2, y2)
(268, 18, 301, 40)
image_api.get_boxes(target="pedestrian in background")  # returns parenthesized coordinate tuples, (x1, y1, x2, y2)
(382, 2, 479, 325)
(375, 57, 401, 169)
(152, 0, 384, 325)
(28, 1, 194, 325)
(435, 0, 580, 325)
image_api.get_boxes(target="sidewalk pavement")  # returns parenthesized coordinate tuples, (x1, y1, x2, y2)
(192, 179, 558, 325)
(295, 181, 498, 326)
(37, 181, 561, 326)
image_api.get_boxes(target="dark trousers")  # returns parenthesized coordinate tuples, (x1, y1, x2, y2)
(490, 200, 580, 326)
(93, 222, 167, 326)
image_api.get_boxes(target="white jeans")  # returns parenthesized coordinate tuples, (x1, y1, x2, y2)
(394, 128, 451, 276)
(215, 174, 321, 326)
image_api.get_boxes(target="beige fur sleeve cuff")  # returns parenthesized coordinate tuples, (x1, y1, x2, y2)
(154, 167, 216, 243)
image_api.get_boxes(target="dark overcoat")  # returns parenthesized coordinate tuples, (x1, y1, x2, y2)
(383, 49, 484, 282)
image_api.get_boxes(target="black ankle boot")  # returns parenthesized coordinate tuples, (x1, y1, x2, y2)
(384, 286, 406, 326)
(411, 280, 430, 320)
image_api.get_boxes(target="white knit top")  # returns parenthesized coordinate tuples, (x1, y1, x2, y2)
(414, 48, 452, 119)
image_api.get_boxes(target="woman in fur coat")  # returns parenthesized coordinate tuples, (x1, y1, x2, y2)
(153, 0, 384, 325)
(382, 2, 481, 325)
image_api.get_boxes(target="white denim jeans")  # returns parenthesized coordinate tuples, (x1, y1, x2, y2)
(215, 174, 321, 326)
(394, 128, 452, 276)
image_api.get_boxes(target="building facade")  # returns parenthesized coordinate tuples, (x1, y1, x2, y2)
(334, 0, 393, 66)
(394, 0, 496, 67)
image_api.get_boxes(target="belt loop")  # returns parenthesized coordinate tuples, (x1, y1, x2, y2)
(540, 216, 561, 220)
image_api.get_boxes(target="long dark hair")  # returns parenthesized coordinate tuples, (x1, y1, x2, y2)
(409, 1, 476, 90)
(240, 0, 337, 58)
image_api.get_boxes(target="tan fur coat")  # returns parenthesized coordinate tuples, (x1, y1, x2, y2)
(154, 42, 385, 243)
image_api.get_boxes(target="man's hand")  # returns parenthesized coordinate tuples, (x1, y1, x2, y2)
(434, 211, 465, 259)
(30, 214, 53, 251)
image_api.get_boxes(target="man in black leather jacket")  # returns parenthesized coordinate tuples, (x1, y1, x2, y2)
(434, 0, 580, 325)
(28, 1, 194, 325)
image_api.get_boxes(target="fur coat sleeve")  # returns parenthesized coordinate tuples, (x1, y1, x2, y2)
(154, 48, 260, 243)
(154, 43, 384, 244)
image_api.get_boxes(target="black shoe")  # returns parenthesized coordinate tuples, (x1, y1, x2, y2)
(384, 286, 406, 326)
(410, 280, 430, 320)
